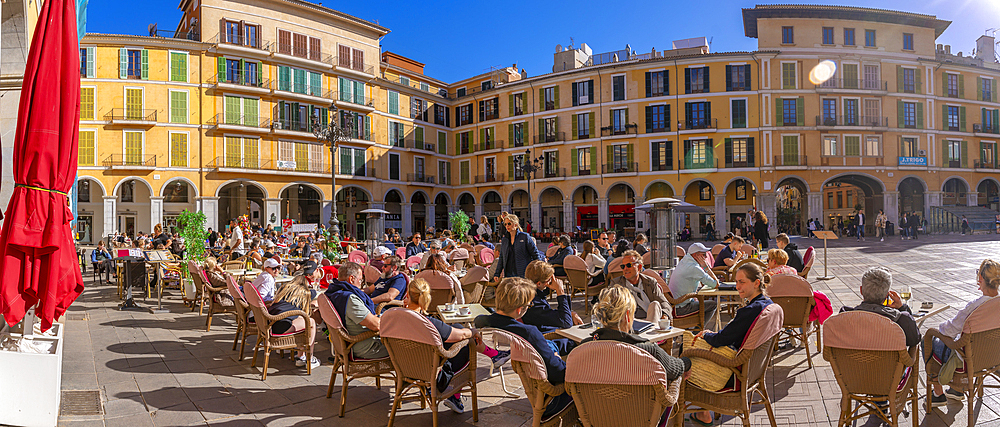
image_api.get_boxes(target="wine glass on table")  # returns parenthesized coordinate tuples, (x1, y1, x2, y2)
(899, 286, 912, 306)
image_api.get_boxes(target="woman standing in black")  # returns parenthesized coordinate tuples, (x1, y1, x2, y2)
(753, 211, 769, 249)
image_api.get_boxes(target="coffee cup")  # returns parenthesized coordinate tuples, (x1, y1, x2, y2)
(459, 306, 471, 316)
(658, 319, 672, 330)
(445, 303, 456, 312)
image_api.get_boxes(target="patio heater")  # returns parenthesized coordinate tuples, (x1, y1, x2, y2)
(359, 208, 389, 256)
(641, 197, 681, 271)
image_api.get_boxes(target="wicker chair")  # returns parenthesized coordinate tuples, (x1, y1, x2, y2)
(201, 265, 237, 332)
(738, 243, 756, 258)
(564, 255, 605, 314)
(449, 248, 470, 271)
(363, 264, 381, 285)
(460, 266, 490, 304)
(493, 329, 578, 427)
(184, 261, 207, 312)
(317, 294, 395, 417)
(222, 260, 245, 271)
(244, 282, 316, 380)
(347, 250, 368, 264)
(224, 274, 256, 361)
(380, 308, 479, 426)
(646, 271, 701, 330)
(768, 273, 821, 368)
(923, 296, 1000, 427)
(711, 244, 725, 258)
(675, 303, 784, 427)
(405, 255, 422, 271)
(823, 310, 918, 427)
(566, 340, 681, 427)
(675, 245, 686, 258)
(478, 248, 495, 268)
(605, 257, 624, 282)
(414, 269, 460, 311)
(798, 254, 815, 279)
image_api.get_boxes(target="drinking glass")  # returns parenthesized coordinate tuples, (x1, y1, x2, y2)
(900, 286, 912, 304)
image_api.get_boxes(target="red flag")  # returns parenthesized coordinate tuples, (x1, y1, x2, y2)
(0, 0, 84, 331)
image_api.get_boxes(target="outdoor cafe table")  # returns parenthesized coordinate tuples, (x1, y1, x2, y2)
(553, 322, 684, 345)
(915, 303, 951, 328)
(436, 303, 490, 324)
(282, 257, 305, 263)
(225, 268, 262, 281)
(698, 284, 742, 331)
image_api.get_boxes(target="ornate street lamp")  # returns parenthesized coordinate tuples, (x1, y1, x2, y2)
(513, 149, 544, 229)
(312, 102, 354, 236)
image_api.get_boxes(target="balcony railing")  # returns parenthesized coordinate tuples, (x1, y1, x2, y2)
(272, 119, 318, 133)
(774, 155, 808, 166)
(404, 136, 435, 152)
(406, 173, 436, 184)
(105, 108, 157, 123)
(601, 123, 639, 137)
(534, 132, 566, 145)
(602, 162, 639, 174)
(271, 80, 324, 98)
(332, 57, 375, 75)
(207, 156, 335, 174)
(379, 73, 446, 97)
(815, 115, 889, 127)
(478, 139, 504, 151)
(975, 159, 996, 169)
(150, 29, 200, 42)
(475, 174, 504, 184)
(211, 33, 265, 50)
(537, 168, 567, 179)
(725, 160, 755, 168)
(263, 40, 325, 63)
(103, 154, 156, 168)
(329, 90, 374, 107)
(814, 78, 887, 91)
(974, 123, 1000, 134)
(679, 118, 717, 131)
(209, 75, 270, 90)
(438, 175, 451, 185)
(207, 113, 269, 129)
(679, 158, 716, 170)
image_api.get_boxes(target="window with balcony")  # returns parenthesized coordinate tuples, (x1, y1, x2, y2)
(480, 127, 494, 150)
(479, 97, 499, 121)
(782, 135, 799, 165)
(782, 99, 797, 126)
(389, 153, 400, 180)
(458, 104, 473, 126)
(686, 67, 709, 94)
(652, 141, 672, 171)
(903, 33, 914, 51)
(983, 108, 998, 133)
(782, 26, 794, 44)
(388, 121, 404, 147)
(125, 88, 143, 120)
(844, 28, 855, 46)
(731, 100, 746, 128)
(822, 99, 837, 125)
(726, 137, 752, 167)
(647, 71, 667, 97)
(844, 99, 858, 125)
(513, 92, 525, 116)
(613, 75, 626, 101)
(865, 29, 876, 47)
(864, 65, 880, 90)
(460, 132, 471, 154)
(414, 156, 425, 180)
(78, 130, 95, 166)
(947, 140, 962, 167)
(487, 157, 499, 180)
(781, 63, 796, 89)
(686, 102, 710, 129)
(647, 105, 669, 133)
(611, 144, 629, 172)
(223, 136, 258, 168)
(459, 160, 469, 184)
(900, 137, 919, 157)
(223, 20, 261, 48)
(948, 74, 959, 97)
(337, 44, 365, 72)
(573, 80, 593, 106)
(438, 160, 451, 185)
(902, 102, 917, 128)
(865, 137, 881, 156)
(577, 148, 592, 175)
(822, 27, 834, 45)
(576, 113, 590, 139)
(543, 117, 558, 142)
(544, 151, 559, 177)
(947, 106, 961, 131)
(512, 122, 525, 147)
(983, 78, 994, 101)
(411, 98, 426, 121)
(543, 87, 556, 111)
(685, 139, 712, 168)
(612, 108, 628, 133)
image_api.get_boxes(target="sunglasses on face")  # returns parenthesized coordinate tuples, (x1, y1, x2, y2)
(622, 262, 639, 269)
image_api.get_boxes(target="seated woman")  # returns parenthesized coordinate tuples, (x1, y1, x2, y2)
(547, 235, 572, 277)
(400, 278, 509, 414)
(632, 233, 649, 256)
(248, 239, 263, 265)
(522, 261, 583, 332)
(765, 248, 798, 276)
(269, 276, 319, 369)
(689, 263, 773, 425)
(925, 259, 1000, 407)
(581, 240, 606, 287)
(420, 252, 465, 304)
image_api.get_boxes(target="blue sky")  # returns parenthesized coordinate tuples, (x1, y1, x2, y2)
(87, 0, 1000, 83)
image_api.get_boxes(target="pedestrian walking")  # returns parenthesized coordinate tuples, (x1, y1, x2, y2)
(961, 215, 971, 235)
(856, 210, 866, 241)
(875, 210, 887, 242)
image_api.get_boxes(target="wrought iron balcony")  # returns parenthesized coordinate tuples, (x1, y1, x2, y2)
(601, 123, 639, 137)
(103, 154, 156, 168)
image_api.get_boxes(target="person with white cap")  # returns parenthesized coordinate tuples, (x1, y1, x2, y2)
(250, 258, 282, 305)
(370, 246, 392, 270)
(666, 242, 720, 325)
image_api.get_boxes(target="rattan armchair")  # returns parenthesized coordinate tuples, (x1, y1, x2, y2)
(317, 294, 395, 417)
(923, 296, 1000, 427)
(647, 271, 701, 331)
(566, 340, 680, 427)
(224, 274, 256, 361)
(244, 283, 315, 380)
(413, 269, 461, 312)
(448, 248, 470, 271)
(564, 255, 605, 314)
(675, 304, 784, 427)
(201, 264, 236, 332)
(768, 273, 821, 368)
(494, 329, 578, 427)
(380, 308, 479, 426)
(459, 266, 490, 304)
(823, 310, 918, 427)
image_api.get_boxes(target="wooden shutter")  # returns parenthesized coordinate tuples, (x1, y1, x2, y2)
(795, 98, 804, 126)
(683, 140, 692, 169)
(309, 37, 321, 61)
(725, 137, 733, 166)
(509, 94, 514, 116)
(590, 147, 597, 175)
(589, 112, 595, 137)
(309, 72, 321, 96)
(896, 65, 903, 92)
(652, 142, 660, 168)
(538, 118, 544, 142)
(138, 49, 148, 80)
(338, 44, 350, 67)
(978, 77, 983, 101)
(507, 156, 514, 179)
(943, 104, 950, 130)
(663, 71, 669, 95)
(703, 67, 710, 93)
(726, 65, 732, 91)
(571, 114, 578, 139)
(645, 106, 652, 133)
(706, 138, 714, 167)
(588, 80, 594, 104)
(942, 139, 949, 166)
(571, 148, 578, 176)
(645, 72, 652, 97)
(961, 140, 968, 168)
(85, 47, 95, 78)
(279, 30, 292, 55)
(916, 102, 924, 128)
(278, 66, 290, 91)
(960, 106, 966, 132)
(685, 103, 692, 128)
(572, 82, 578, 107)
(915, 68, 922, 94)
(119, 48, 128, 79)
(479, 128, 486, 150)
(606, 145, 613, 171)
(626, 144, 633, 169)
(665, 105, 671, 129)
(684, 68, 691, 94)
(897, 100, 904, 127)
(538, 88, 544, 109)
(744, 65, 752, 91)
(747, 137, 755, 166)
(217, 56, 226, 82)
(554, 85, 560, 109)
(943, 74, 949, 97)
(353, 49, 364, 72)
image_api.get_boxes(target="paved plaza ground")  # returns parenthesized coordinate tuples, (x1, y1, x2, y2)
(54, 234, 1000, 427)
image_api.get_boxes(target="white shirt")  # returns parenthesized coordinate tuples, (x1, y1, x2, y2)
(937, 295, 996, 340)
(230, 226, 245, 252)
(250, 271, 276, 303)
(585, 253, 606, 275)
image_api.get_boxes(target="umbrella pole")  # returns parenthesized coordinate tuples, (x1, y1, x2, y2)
(22, 308, 36, 340)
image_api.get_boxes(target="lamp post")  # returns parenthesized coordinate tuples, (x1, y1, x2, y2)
(312, 103, 354, 236)
(513, 149, 544, 230)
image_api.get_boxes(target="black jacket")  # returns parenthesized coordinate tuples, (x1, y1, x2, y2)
(492, 230, 541, 280)
(840, 302, 920, 348)
(783, 243, 804, 272)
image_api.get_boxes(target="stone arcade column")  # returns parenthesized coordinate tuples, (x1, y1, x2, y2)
(265, 198, 281, 230)
(758, 192, 778, 233)
(474, 203, 484, 224)
(201, 197, 219, 231)
(714, 194, 727, 233)
(149, 197, 163, 230)
(967, 192, 979, 207)
(925, 192, 942, 219)
(633, 197, 646, 234)
(103, 196, 117, 237)
(401, 203, 413, 237)
(883, 191, 899, 229)
(807, 192, 824, 224)
(426, 204, 436, 232)
(530, 201, 541, 232)
(597, 198, 609, 230)
(563, 199, 575, 233)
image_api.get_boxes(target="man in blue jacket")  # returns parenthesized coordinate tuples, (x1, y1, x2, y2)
(491, 213, 542, 280)
(91, 241, 115, 283)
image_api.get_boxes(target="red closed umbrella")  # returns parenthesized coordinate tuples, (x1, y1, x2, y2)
(0, 0, 84, 331)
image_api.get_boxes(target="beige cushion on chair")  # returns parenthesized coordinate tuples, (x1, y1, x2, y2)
(962, 296, 1000, 334)
(824, 310, 906, 351)
(493, 329, 547, 380)
(379, 307, 444, 347)
(363, 265, 381, 284)
(459, 266, 489, 287)
(767, 273, 813, 297)
(565, 341, 669, 390)
(545, 245, 559, 258)
(739, 303, 784, 351)
(563, 254, 588, 272)
(449, 248, 470, 261)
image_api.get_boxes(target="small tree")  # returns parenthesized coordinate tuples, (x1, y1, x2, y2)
(449, 211, 470, 244)
(177, 210, 208, 262)
(321, 226, 343, 261)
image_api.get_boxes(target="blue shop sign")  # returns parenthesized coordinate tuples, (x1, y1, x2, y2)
(898, 157, 927, 166)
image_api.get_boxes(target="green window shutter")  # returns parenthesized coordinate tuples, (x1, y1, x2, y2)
(915, 68, 922, 94)
(571, 114, 578, 140)
(706, 139, 714, 167)
(775, 97, 782, 126)
(225, 96, 240, 124)
(645, 106, 653, 133)
(572, 82, 578, 107)
(388, 91, 398, 115)
(942, 139, 949, 166)
(310, 72, 321, 96)
(983, 108, 988, 131)
(942, 105, 948, 131)
(279, 66, 290, 91)
(960, 106, 967, 132)
(508, 156, 514, 178)
(626, 144, 634, 167)
(140, 49, 149, 80)
(571, 149, 578, 176)
(278, 100, 285, 123)
(606, 145, 612, 170)
(796, 97, 804, 126)
(978, 77, 984, 101)
(994, 79, 998, 102)
(438, 131, 446, 154)
(538, 118, 544, 141)
(455, 138, 459, 155)
(588, 80, 595, 103)
(703, 67, 710, 93)
(943, 75, 949, 97)
(994, 109, 999, 132)
(176, 53, 187, 82)
(509, 94, 514, 116)
(119, 48, 127, 79)
(590, 147, 597, 174)
(479, 128, 486, 150)
(86, 47, 95, 78)
(508, 124, 514, 144)
(916, 102, 924, 129)
(959, 74, 965, 98)
(257, 62, 263, 85)
(293, 68, 306, 93)
(726, 65, 732, 91)
(338, 77, 348, 101)
(354, 82, 364, 105)
(645, 72, 651, 97)
(538, 88, 544, 110)
(415, 127, 424, 145)
(897, 100, 904, 127)
(170, 91, 187, 124)
(896, 66, 903, 92)
(961, 140, 968, 168)
(589, 112, 595, 137)
(724, 137, 733, 166)
(237, 59, 245, 85)
(554, 85, 560, 109)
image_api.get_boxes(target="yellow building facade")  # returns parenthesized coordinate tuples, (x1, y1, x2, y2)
(75, 3, 1000, 243)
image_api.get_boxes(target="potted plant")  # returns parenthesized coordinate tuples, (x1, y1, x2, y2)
(177, 210, 207, 299)
(449, 211, 470, 244)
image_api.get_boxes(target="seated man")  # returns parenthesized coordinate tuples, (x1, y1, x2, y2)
(775, 233, 804, 272)
(419, 240, 445, 269)
(365, 256, 407, 304)
(839, 267, 919, 348)
(608, 250, 672, 322)
(369, 246, 392, 270)
(91, 241, 115, 283)
(521, 261, 582, 332)
(667, 243, 719, 326)
(324, 262, 388, 359)
(405, 233, 428, 258)
(713, 235, 746, 269)
(474, 277, 574, 420)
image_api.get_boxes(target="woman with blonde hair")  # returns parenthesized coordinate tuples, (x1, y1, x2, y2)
(401, 278, 509, 414)
(765, 248, 797, 276)
(477, 215, 492, 242)
(269, 275, 319, 369)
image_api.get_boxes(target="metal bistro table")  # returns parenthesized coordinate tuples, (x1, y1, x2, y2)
(225, 268, 262, 283)
(915, 303, 951, 328)
(436, 304, 490, 324)
(698, 284, 742, 332)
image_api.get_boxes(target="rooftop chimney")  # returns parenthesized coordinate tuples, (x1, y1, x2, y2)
(945, 45, 951, 55)
(977, 35, 996, 63)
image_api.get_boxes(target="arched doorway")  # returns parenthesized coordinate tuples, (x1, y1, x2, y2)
(412, 191, 429, 235)
(434, 193, 450, 231)
(163, 179, 197, 235)
(458, 193, 475, 218)
(384, 190, 404, 236)
(898, 177, 925, 220)
(218, 181, 265, 231)
(509, 190, 529, 226)
(942, 178, 968, 206)
(644, 182, 674, 200)
(280, 184, 322, 225)
(724, 179, 757, 237)
(978, 179, 1000, 211)
(776, 177, 807, 236)
(76, 178, 105, 243)
(607, 183, 636, 237)
(116, 178, 153, 238)
(483, 191, 502, 228)
(683, 180, 715, 234)
(539, 188, 564, 233)
(336, 186, 370, 239)
(823, 174, 884, 236)
(573, 185, 599, 231)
